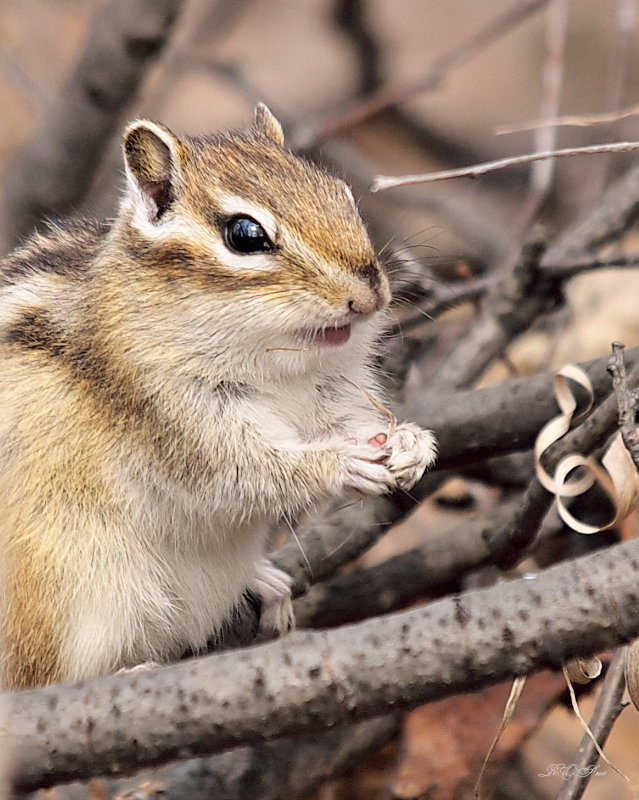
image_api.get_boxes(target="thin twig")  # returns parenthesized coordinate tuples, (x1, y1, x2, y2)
(474, 676, 527, 799)
(608, 341, 639, 472)
(290, 0, 548, 147)
(556, 648, 629, 800)
(541, 250, 639, 277)
(371, 142, 639, 191)
(498, 0, 568, 257)
(497, 102, 639, 134)
(389, 274, 496, 333)
(394, 251, 639, 333)
(562, 666, 627, 777)
(501, 0, 568, 269)
(603, 0, 636, 139)
(530, 0, 567, 198)
(584, 0, 637, 205)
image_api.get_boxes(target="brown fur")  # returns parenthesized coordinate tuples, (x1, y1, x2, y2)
(0, 105, 435, 688)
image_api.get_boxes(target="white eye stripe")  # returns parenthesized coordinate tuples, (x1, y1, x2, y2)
(126, 202, 277, 272)
(209, 239, 275, 272)
(127, 187, 283, 271)
(217, 194, 278, 242)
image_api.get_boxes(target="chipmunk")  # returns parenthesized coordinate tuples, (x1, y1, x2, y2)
(0, 104, 436, 689)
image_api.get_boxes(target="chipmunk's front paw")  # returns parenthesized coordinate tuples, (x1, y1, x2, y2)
(251, 559, 294, 638)
(340, 441, 396, 495)
(386, 422, 437, 491)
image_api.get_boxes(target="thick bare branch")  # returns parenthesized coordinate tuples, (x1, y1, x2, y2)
(293, 501, 520, 628)
(109, 714, 401, 800)
(273, 473, 445, 598)
(404, 346, 639, 470)
(1, 0, 183, 247)
(9, 536, 639, 793)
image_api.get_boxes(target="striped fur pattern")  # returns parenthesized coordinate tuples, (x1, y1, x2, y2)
(0, 105, 436, 688)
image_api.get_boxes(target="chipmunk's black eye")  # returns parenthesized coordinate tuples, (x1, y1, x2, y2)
(224, 215, 273, 254)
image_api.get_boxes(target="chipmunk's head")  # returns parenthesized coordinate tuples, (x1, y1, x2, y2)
(117, 104, 390, 378)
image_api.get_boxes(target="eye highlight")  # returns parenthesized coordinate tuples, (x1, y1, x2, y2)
(224, 215, 274, 254)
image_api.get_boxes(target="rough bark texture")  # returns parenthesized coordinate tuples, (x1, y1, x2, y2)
(9, 536, 639, 793)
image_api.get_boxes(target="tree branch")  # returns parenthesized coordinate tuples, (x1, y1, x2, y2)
(293, 500, 521, 628)
(290, 0, 548, 148)
(108, 714, 401, 800)
(273, 473, 445, 598)
(428, 233, 558, 390)
(485, 356, 639, 567)
(220, 347, 639, 648)
(541, 160, 639, 264)
(403, 346, 639, 471)
(556, 648, 628, 800)
(1, 0, 183, 247)
(9, 536, 639, 793)
(608, 341, 639, 472)
(371, 142, 639, 191)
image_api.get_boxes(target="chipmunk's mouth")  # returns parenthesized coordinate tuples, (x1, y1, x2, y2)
(303, 324, 351, 347)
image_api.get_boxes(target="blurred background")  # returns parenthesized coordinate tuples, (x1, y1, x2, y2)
(4, 1, 639, 797)
(4, 1, 639, 368)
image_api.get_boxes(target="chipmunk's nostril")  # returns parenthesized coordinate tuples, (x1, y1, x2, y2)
(347, 261, 390, 314)
(355, 263, 380, 288)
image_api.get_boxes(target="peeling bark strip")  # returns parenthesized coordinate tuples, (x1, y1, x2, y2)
(3, 0, 183, 245)
(9, 537, 639, 792)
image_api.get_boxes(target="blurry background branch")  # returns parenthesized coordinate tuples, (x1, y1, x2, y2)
(4, 0, 639, 797)
(1, 0, 183, 247)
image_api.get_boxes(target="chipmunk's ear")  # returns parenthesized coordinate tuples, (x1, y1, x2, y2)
(123, 120, 184, 221)
(253, 103, 285, 147)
